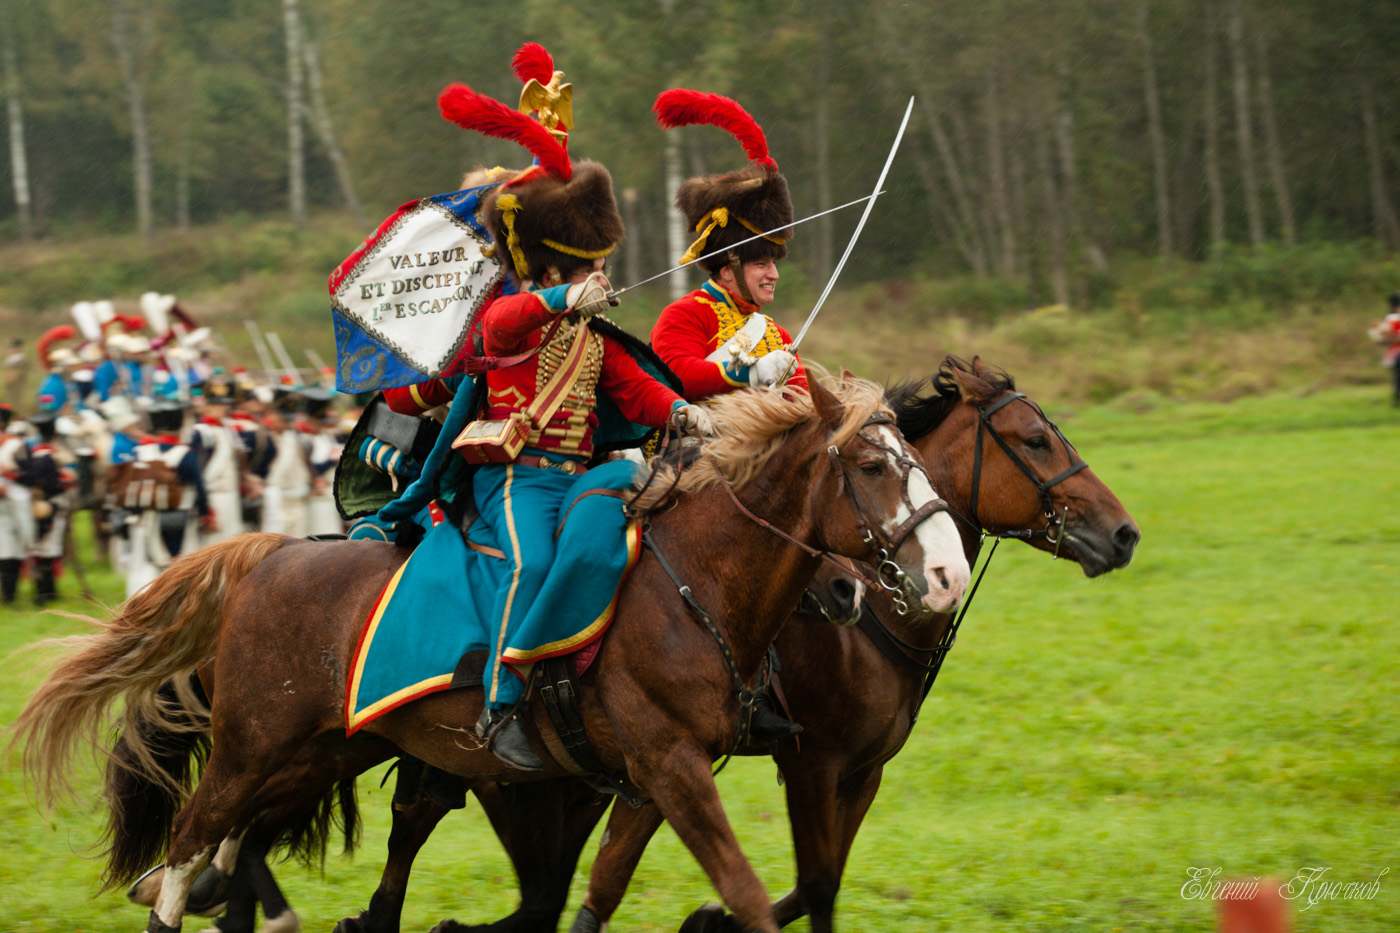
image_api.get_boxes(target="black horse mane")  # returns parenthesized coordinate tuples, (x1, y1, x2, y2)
(886, 356, 1016, 442)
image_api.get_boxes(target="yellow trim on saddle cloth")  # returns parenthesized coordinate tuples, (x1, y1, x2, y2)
(408, 383, 431, 412)
(678, 206, 790, 266)
(346, 560, 455, 733)
(501, 518, 644, 664)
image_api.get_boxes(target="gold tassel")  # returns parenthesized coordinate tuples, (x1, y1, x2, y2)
(497, 193, 530, 278)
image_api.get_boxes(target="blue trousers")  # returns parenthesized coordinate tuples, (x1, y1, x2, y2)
(471, 462, 580, 709)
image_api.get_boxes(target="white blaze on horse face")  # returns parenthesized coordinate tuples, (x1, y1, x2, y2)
(873, 425, 969, 613)
(154, 844, 215, 928)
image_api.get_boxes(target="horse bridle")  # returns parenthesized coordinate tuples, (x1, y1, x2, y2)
(966, 391, 1088, 555)
(826, 412, 952, 613)
(644, 410, 950, 773)
(722, 411, 951, 615)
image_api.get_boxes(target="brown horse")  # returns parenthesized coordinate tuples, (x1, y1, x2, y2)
(347, 355, 1139, 933)
(14, 374, 970, 933)
(133, 356, 1139, 933)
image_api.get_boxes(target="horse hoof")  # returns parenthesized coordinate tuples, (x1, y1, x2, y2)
(260, 910, 301, 933)
(332, 913, 369, 933)
(567, 905, 602, 933)
(678, 904, 744, 933)
(427, 921, 474, 933)
(185, 864, 229, 917)
(128, 865, 164, 907)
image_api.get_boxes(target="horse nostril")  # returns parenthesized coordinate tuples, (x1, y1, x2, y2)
(1113, 521, 1140, 552)
(831, 577, 858, 611)
(932, 566, 950, 591)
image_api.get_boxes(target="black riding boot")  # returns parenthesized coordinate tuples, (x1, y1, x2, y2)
(748, 688, 803, 744)
(480, 708, 544, 771)
(0, 559, 19, 605)
(33, 558, 57, 606)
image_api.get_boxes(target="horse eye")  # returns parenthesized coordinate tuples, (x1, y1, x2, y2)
(1026, 436, 1051, 451)
(860, 462, 883, 476)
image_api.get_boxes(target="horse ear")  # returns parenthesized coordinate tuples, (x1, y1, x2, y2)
(949, 365, 979, 402)
(810, 377, 846, 426)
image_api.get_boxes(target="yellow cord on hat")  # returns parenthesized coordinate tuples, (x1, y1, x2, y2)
(541, 239, 617, 259)
(497, 193, 530, 277)
(678, 207, 730, 265)
(678, 205, 789, 266)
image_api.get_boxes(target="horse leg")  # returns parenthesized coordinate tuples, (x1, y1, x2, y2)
(570, 800, 664, 932)
(335, 798, 448, 933)
(240, 843, 299, 933)
(619, 742, 779, 933)
(776, 766, 884, 933)
(464, 779, 610, 933)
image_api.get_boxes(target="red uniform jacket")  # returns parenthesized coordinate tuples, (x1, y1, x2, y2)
(651, 281, 809, 401)
(387, 289, 681, 460)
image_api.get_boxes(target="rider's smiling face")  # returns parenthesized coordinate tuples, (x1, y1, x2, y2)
(720, 258, 780, 307)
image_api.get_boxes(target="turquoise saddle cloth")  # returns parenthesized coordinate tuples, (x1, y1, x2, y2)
(345, 459, 643, 733)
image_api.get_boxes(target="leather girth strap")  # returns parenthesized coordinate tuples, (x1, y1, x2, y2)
(530, 657, 644, 807)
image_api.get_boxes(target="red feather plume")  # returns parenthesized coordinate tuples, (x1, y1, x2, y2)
(653, 89, 778, 172)
(36, 325, 76, 366)
(511, 42, 555, 86)
(438, 83, 571, 182)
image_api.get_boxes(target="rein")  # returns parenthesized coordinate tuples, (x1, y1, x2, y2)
(641, 410, 951, 774)
(841, 388, 1093, 722)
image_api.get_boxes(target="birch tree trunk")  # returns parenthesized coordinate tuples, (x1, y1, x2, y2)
(986, 71, 1017, 276)
(1139, 0, 1174, 259)
(283, 0, 306, 228)
(175, 133, 190, 232)
(302, 33, 363, 225)
(1203, 0, 1227, 256)
(665, 128, 686, 301)
(1227, 0, 1264, 247)
(1360, 79, 1400, 249)
(2, 12, 33, 241)
(111, 0, 153, 242)
(1251, 17, 1295, 245)
(1036, 125, 1069, 307)
(874, 4, 988, 275)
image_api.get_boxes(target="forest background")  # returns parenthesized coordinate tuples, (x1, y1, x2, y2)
(2, 0, 1400, 407)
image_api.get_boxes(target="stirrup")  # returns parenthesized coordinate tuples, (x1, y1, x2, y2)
(485, 710, 545, 771)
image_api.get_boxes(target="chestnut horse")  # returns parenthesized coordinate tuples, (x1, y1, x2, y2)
(15, 374, 970, 933)
(339, 355, 1138, 933)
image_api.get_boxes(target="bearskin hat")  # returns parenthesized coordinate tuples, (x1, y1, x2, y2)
(439, 82, 623, 284)
(148, 402, 186, 434)
(655, 90, 793, 276)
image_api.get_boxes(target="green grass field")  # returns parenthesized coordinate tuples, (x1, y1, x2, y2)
(1, 384, 1397, 932)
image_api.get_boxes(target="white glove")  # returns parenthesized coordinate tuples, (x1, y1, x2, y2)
(672, 404, 714, 438)
(564, 271, 616, 318)
(750, 350, 797, 388)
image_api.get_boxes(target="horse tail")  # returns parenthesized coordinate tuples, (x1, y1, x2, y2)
(278, 776, 363, 869)
(11, 533, 288, 808)
(100, 677, 212, 890)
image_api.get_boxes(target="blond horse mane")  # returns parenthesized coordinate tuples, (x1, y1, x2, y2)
(631, 367, 890, 514)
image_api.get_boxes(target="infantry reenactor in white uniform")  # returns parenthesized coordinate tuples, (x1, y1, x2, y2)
(119, 401, 211, 598)
(20, 412, 75, 605)
(302, 388, 345, 536)
(192, 379, 246, 545)
(0, 407, 36, 604)
(261, 389, 311, 538)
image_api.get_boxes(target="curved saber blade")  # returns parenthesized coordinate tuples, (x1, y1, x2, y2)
(788, 97, 915, 354)
(607, 191, 884, 300)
